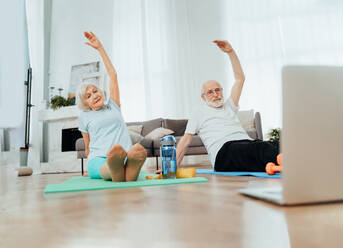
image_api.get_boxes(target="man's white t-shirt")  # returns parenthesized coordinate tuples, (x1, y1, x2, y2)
(185, 98, 252, 166)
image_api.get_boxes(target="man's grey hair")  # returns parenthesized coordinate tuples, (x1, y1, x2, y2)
(76, 83, 106, 111)
(201, 80, 222, 96)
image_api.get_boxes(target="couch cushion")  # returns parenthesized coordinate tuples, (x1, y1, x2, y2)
(237, 110, 255, 132)
(77, 150, 86, 159)
(129, 132, 144, 144)
(246, 130, 257, 140)
(145, 127, 174, 140)
(75, 138, 85, 151)
(139, 138, 153, 157)
(184, 146, 208, 155)
(153, 135, 207, 156)
(153, 135, 204, 149)
(163, 119, 188, 136)
(139, 138, 153, 149)
(155, 146, 207, 156)
(141, 118, 163, 137)
(127, 125, 143, 135)
(176, 135, 204, 147)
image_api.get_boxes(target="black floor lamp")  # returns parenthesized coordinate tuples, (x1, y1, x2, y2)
(19, 67, 33, 166)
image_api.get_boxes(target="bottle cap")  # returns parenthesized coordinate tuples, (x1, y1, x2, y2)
(160, 135, 176, 146)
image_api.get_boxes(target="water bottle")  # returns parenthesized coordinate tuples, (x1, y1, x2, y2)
(160, 135, 177, 179)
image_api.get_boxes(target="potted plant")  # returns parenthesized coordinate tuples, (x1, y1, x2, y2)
(50, 95, 75, 110)
(267, 128, 281, 142)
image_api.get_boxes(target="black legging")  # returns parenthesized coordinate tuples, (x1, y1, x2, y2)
(214, 139, 280, 172)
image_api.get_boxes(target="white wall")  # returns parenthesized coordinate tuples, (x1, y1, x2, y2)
(0, 0, 29, 150)
(49, 0, 114, 98)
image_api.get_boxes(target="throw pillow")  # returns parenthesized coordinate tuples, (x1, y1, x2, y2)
(129, 132, 144, 144)
(141, 118, 163, 136)
(237, 110, 255, 131)
(127, 125, 143, 135)
(144, 127, 175, 140)
(163, 119, 188, 136)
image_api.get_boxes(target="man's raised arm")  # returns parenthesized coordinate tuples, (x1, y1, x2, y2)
(213, 40, 245, 106)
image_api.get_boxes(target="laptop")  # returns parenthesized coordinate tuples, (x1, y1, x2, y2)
(238, 65, 343, 205)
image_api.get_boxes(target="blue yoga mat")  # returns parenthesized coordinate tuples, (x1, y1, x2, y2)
(196, 169, 281, 178)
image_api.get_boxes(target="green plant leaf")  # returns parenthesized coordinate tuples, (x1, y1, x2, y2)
(267, 128, 281, 142)
(50, 95, 75, 110)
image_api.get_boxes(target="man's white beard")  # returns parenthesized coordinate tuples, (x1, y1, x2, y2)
(205, 97, 224, 108)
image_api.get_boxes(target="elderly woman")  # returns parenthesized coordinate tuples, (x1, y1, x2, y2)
(77, 32, 146, 182)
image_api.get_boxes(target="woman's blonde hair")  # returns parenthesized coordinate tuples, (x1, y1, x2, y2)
(76, 83, 107, 111)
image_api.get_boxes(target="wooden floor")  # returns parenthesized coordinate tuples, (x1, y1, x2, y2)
(1, 164, 343, 248)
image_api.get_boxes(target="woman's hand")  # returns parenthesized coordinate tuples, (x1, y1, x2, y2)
(84, 31, 103, 50)
(213, 40, 233, 53)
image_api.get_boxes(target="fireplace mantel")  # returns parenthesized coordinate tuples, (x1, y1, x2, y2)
(38, 105, 80, 122)
(38, 106, 85, 173)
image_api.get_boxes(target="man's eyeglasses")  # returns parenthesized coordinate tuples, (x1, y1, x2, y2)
(203, 87, 223, 97)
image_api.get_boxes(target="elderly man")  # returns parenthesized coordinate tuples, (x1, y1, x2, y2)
(176, 40, 279, 172)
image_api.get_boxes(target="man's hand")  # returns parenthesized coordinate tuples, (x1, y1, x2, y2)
(84, 31, 103, 50)
(213, 40, 233, 53)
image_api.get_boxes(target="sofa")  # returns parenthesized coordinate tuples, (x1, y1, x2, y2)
(75, 110, 263, 174)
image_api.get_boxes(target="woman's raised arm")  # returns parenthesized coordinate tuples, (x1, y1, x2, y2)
(84, 31, 121, 107)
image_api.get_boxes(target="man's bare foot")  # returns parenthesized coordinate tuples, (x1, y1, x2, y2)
(125, 144, 147, 181)
(106, 144, 127, 182)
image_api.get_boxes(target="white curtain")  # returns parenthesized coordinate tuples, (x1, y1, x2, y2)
(26, 0, 45, 172)
(113, 0, 228, 122)
(222, 0, 343, 134)
(113, 0, 193, 121)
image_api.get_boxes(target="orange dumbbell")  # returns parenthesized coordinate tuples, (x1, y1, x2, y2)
(265, 162, 282, 175)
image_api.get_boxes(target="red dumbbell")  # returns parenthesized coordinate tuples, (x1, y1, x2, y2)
(265, 162, 282, 175)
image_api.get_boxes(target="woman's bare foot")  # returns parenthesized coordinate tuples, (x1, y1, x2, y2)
(125, 144, 147, 181)
(106, 144, 127, 182)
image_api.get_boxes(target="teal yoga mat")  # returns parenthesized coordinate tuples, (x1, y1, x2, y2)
(44, 171, 208, 193)
(196, 169, 281, 178)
